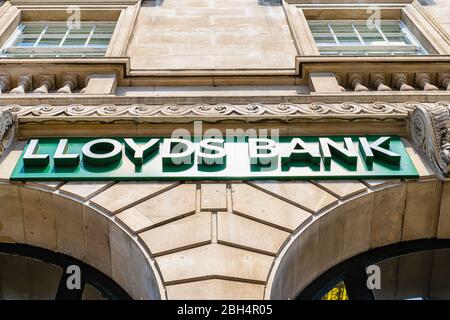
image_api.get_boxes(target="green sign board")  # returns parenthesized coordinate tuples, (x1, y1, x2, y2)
(10, 136, 418, 181)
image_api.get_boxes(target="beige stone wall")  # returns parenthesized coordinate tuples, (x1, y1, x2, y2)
(1, 138, 449, 300)
(126, 0, 297, 71)
(0, 0, 449, 301)
(420, 0, 450, 36)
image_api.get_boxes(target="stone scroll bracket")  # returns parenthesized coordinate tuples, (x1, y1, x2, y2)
(409, 102, 450, 180)
(0, 110, 17, 158)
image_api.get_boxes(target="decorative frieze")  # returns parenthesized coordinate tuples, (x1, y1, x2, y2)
(0, 102, 418, 120)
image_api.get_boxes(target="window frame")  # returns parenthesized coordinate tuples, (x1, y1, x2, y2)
(0, 243, 131, 300)
(297, 239, 450, 300)
(285, 2, 450, 59)
(308, 19, 428, 57)
(0, 21, 117, 58)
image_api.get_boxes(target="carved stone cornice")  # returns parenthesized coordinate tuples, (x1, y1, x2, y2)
(410, 102, 450, 179)
(0, 110, 16, 157)
(0, 102, 420, 123)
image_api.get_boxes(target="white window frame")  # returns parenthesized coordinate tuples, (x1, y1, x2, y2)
(308, 20, 428, 56)
(0, 21, 116, 58)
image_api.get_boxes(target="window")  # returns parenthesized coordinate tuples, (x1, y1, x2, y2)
(298, 239, 450, 300)
(321, 280, 349, 301)
(1, 22, 116, 58)
(0, 243, 130, 300)
(308, 20, 427, 56)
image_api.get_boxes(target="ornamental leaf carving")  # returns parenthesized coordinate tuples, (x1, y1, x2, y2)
(410, 103, 450, 179)
(0, 110, 16, 157)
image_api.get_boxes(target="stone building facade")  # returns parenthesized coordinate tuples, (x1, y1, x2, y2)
(0, 0, 450, 300)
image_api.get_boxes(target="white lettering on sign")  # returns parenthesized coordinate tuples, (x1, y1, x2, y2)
(21, 136, 402, 170)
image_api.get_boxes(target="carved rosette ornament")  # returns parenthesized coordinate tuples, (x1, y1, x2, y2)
(0, 110, 16, 157)
(410, 103, 450, 179)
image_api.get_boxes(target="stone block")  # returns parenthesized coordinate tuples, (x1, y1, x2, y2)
(370, 184, 406, 248)
(156, 244, 273, 284)
(232, 184, 312, 232)
(53, 194, 85, 261)
(166, 279, 265, 300)
(249, 181, 337, 214)
(90, 181, 177, 214)
(217, 212, 289, 256)
(116, 184, 197, 233)
(139, 211, 212, 256)
(0, 184, 24, 243)
(21, 188, 57, 251)
(201, 184, 227, 211)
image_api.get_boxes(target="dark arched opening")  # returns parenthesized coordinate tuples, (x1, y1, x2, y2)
(298, 239, 450, 300)
(0, 243, 131, 300)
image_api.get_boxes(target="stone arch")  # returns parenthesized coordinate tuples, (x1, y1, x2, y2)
(2, 136, 449, 300)
(266, 177, 448, 300)
(0, 181, 164, 300)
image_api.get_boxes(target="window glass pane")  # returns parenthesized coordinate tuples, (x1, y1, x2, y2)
(386, 35, 411, 45)
(329, 24, 354, 34)
(354, 24, 379, 34)
(321, 281, 349, 300)
(62, 37, 87, 47)
(313, 35, 336, 45)
(69, 25, 93, 35)
(5, 53, 32, 58)
(93, 25, 115, 35)
(37, 36, 63, 47)
(336, 35, 361, 45)
(82, 283, 108, 300)
(1, 22, 115, 58)
(371, 249, 450, 300)
(308, 20, 426, 56)
(12, 37, 36, 47)
(45, 25, 68, 35)
(309, 24, 330, 33)
(380, 22, 403, 33)
(361, 34, 387, 45)
(21, 24, 45, 35)
(87, 37, 111, 47)
(0, 253, 62, 300)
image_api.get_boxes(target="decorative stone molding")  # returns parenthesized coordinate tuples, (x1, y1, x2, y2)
(370, 73, 392, 92)
(10, 75, 32, 94)
(0, 110, 16, 157)
(332, 69, 450, 92)
(334, 73, 346, 92)
(57, 75, 78, 94)
(79, 75, 92, 94)
(415, 73, 440, 91)
(0, 75, 10, 94)
(0, 102, 419, 121)
(0, 69, 103, 94)
(438, 73, 450, 91)
(349, 73, 369, 92)
(410, 102, 450, 179)
(392, 73, 415, 91)
(34, 75, 55, 94)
